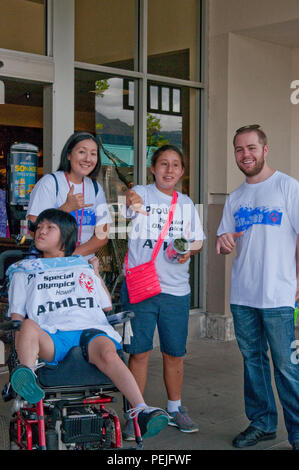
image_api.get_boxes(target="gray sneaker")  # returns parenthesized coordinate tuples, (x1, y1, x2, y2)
(167, 406, 199, 433)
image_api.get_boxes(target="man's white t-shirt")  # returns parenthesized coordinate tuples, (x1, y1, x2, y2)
(8, 264, 121, 343)
(27, 171, 112, 251)
(125, 184, 205, 296)
(217, 171, 299, 308)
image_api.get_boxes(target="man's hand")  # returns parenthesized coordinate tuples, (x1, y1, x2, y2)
(216, 232, 243, 255)
(125, 189, 148, 216)
(295, 280, 299, 304)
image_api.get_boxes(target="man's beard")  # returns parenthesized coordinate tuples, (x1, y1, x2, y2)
(237, 154, 265, 177)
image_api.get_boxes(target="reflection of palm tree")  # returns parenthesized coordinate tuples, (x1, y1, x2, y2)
(146, 113, 169, 158)
(96, 134, 131, 188)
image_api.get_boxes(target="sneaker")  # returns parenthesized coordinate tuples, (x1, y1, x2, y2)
(167, 406, 199, 433)
(122, 418, 135, 441)
(126, 406, 169, 439)
(232, 425, 276, 448)
(10, 365, 45, 404)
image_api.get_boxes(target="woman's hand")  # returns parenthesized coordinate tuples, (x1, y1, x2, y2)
(62, 185, 93, 213)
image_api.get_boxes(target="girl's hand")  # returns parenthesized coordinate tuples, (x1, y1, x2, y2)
(178, 251, 191, 264)
(125, 189, 148, 216)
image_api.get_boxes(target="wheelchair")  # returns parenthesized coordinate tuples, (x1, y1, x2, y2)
(0, 248, 143, 451)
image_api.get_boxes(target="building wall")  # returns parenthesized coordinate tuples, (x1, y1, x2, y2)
(227, 33, 292, 192)
(291, 47, 299, 178)
(206, 0, 299, 339)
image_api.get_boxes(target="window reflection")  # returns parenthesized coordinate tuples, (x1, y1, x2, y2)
(146, 112, 183, 190)
(161, 88, 170, 112)
(148, 0, 199, 81)
(95, 77, 135, 201)
(75, 0, 135, 71)
(0, 0, 45, 55)
(75, 70, 135, 205)
(150, 86, 159, 110)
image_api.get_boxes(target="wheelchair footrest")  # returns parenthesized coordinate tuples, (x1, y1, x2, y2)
(61, 413, 103, 444)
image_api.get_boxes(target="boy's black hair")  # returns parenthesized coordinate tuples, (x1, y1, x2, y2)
(34, 209, 78, 256)
(57, 131, 101, 179)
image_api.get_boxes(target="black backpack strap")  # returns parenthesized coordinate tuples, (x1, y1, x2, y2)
(51, 173, 98, 199)
(51, 173, 58, 197)
(92, 179, 99, 196)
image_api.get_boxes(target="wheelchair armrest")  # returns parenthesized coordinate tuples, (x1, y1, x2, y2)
(106, 310, 134, 325)
(0, 320, 22, 332)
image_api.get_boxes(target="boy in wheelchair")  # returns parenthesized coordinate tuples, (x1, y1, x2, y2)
(6, 208, 169, 444)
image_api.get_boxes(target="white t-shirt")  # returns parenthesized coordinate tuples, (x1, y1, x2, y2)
(217, 171, 299, 308)
(27, 171, 112, 253)
(8, 263, 121, 343)
(125, 184, 205, 296)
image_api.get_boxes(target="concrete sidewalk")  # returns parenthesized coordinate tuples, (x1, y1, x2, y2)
(0, 336, 293, 451)
(140, 338, 291, 451)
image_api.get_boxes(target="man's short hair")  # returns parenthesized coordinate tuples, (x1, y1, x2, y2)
(233, 124, 268, 148)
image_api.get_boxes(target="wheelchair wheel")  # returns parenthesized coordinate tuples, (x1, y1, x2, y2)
(9, 415, 41, 450)
(103, 407, 122, 449)
(0, 415, 10, 450)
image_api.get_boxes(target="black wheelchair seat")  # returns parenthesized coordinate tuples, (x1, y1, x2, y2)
(37, 346, 125, 389)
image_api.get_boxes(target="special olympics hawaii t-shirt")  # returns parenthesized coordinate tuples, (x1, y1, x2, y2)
(217, 171, 299, 308)
(125, 184, 205, 296)
(8, 263, 121, 343)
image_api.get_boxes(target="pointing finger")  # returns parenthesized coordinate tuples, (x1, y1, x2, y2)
(233, 232, 243, 239)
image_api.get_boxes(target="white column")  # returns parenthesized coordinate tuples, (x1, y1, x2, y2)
(44, 0, 74, 173)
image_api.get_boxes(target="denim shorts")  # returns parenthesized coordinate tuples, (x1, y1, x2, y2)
(120, 281, 190, 357)
(43, 329, 122, 365)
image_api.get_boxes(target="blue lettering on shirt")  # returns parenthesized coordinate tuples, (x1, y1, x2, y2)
(70, 209, 96, 227)
(234, 206, 283, 232)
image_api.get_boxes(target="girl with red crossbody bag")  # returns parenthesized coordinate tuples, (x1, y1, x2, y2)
(121, 145, 205, 440)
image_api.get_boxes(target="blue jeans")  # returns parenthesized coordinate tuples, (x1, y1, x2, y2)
(231, 304, 299, 444)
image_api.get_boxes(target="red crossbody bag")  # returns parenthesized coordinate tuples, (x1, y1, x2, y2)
(125, 191, 178, 304)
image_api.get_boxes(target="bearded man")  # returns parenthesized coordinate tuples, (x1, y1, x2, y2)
(216, 125, 299, 450)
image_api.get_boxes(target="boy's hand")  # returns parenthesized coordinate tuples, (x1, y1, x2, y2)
(88, 256, 100, 276)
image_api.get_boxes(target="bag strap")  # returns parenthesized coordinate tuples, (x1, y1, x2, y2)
(125, 191, 178, 269)
(151, 191, 178, 261)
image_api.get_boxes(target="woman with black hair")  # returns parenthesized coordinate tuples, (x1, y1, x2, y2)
(27, 132, 112, 257)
